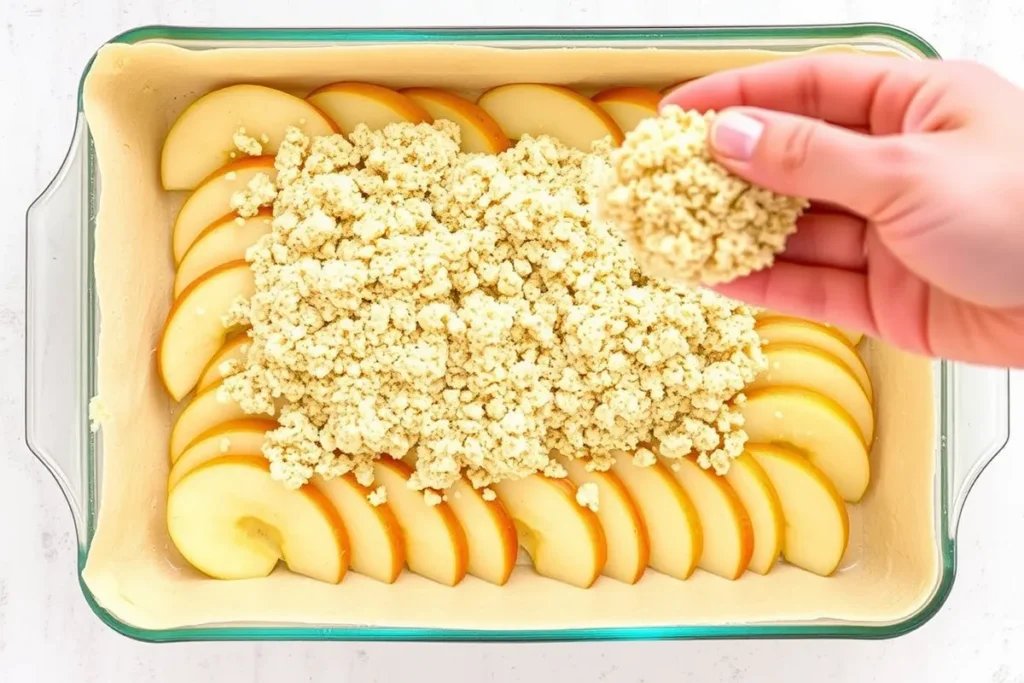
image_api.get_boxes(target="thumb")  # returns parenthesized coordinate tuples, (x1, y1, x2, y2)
(709, 107, 910, 218)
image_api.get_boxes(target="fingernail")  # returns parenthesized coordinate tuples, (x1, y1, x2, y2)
(711, 112, 764, 161)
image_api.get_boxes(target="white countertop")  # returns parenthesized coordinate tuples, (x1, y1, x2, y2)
(2, 0, 1023, 681)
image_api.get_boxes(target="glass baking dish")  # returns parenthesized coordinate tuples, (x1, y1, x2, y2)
(24, 23, 1011, 642)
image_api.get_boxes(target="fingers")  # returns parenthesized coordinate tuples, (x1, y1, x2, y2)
(662, 53, 932, 133)
(780, 211, 867, 270)
(707, 107, 916, 219)
(708, 262, 878, 336)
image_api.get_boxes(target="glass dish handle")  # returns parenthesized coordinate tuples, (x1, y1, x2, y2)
(25, 115, 92, 546)
(945, 361, 1012, 537)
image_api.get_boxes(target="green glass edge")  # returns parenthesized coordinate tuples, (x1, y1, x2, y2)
(76, 23, 955, 643)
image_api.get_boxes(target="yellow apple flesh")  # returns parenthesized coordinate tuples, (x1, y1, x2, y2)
(196, 334, 250, 393)
(161, 84, 337, 191)
(723, 452, 784, 575)
(169, 380, 277, 462)
(747, 444, 850, 576)
(741, 387, 870, 503)
(554, 453, 650, 584)
(445, 477, 519, 586)
(170, 417, 276, 478)
(400, 87, 511, 153)
(492, 473, 607, 589)
(174, 210, 273, 298)
(167, 455, 349, 583)
(750, 342, 875, 444)
(591, 86, 661, 134)
(311, 473, 406, 584)
(306, 82, 432, 136)
(171, 156, 277, 264)
(755, 318, 872, 400)
(609, 451, 702, 580)
(157, 261, 255, 402)
(663, 456, 753, 580)
(372, 458, 468, 587)
(477, 84, 625, 151)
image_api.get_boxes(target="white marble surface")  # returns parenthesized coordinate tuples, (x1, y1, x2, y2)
(2, 0, 1023, 681)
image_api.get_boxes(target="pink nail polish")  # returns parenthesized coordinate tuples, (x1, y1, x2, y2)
(712, 112, 764, 161)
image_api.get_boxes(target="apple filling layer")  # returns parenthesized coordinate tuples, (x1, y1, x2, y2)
(154, 81, 875, 590)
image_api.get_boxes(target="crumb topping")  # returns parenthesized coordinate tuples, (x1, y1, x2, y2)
(632, 447, 657, 468)
(230, 173, 277, 218)
(575, 482, 600, 512)
(367, 485, 387, 507)
(233, 127, 264, 157)
(599, 106, 809, 286)
(222, 121, 765, 490)
(88, 396, 111, 433)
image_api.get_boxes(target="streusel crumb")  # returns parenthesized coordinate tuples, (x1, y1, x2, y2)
(222, 121, 765, 490)
(632, 447, 657, 468)
(230, 173, 277, 218)
(599, 105, 809, 286)
(233, 127, 263, 156)
(576, 482, 599, 512)
(88, 396, 111, 433)
(367, 485, 387, 507)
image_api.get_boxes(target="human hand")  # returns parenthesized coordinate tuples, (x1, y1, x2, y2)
(662, 53, 1024, 368)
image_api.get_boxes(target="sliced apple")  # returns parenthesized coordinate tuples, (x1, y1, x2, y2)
(662, 455, 753, 580)
(161, 84, 337, 191)
(750, 342, 875, 445)
(741, 387, 870, 503)
(372, 458, 468, 586)
(446, 478, 519, 586)
(175, 210, 273, 297)
(608, 451, 702, 580)
(747, 444, 850, 577)
(157, 261, 255, 402)
(477, 84, 625, 151)
(171, 156, 278, 264)
(400, 88, 511, 154)
(167, 455, 349, 582)
(755, 317, 873, 400)
(170, 417, 276, 480)
(755, 310, 864, 348)
(306, 82, 432, 136)
(492, 474, 607, 589)
(196, 334, 250, 393)
(592, 87, 661, 134)
(553, 453, 649, 584)
(722, 452, 784, 575)
(169, 380, 277, 462)
(310, 474, 406, 584)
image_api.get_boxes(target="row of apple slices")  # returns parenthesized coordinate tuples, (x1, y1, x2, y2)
(166, 372, 859, 590)
(167, 423, 850, 590)
(160, 80, 674, 192)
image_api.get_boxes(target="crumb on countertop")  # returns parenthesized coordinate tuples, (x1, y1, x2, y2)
(575, 482, 599, 512)
(598, 105, 809, 287)
(221, 121, 766, 490)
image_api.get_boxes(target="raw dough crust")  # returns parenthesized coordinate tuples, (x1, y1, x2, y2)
(81, 40, 937, 632)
